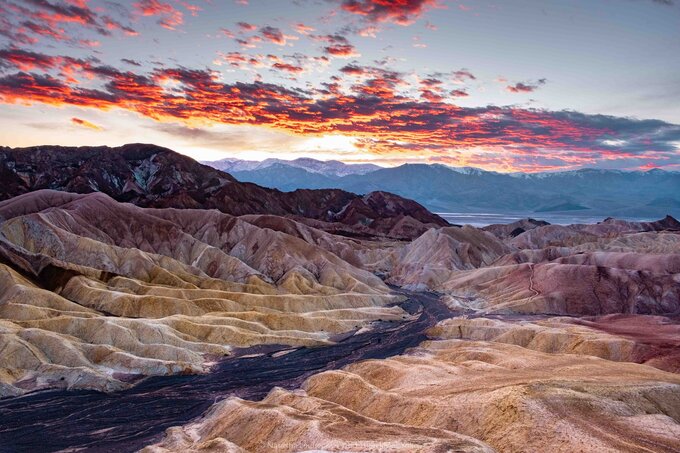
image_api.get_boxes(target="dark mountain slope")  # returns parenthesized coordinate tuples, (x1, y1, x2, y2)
(0, 144, 447, 239)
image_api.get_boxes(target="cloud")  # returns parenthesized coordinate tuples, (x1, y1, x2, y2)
(0, 54, 679, 171)
(337, 0, 441, 25)
(176, 1, 201, 16)
(313, 34, 360, 58)
(214, 51, 259, 68)
(452, 69, 476, 82)
(71, 117, 103, 130)
(259, 26, 297, 46)
(22, 0, 99, 27)
(235, 36, 262, 48)
(78, 39, 100, 47)
(121, 58, 142, 66)
(237, 21, 257, 31)
(229, 24, 298, 48)
(271, 62, 304, 74)
(428, 69, 476, 85)
(324, 44, 360, 57)
(0, 48, 60, 71)
(506, 78, 547, 93)
(294, 23, 315, 34)
(220, 28, 235, 38)
(101, 15, 138, 35)
(214, 52, 315, 75)
(133, 0, 183, 30)
(0, 0, 138, 45)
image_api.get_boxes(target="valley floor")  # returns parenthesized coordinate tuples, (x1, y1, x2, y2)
(0, 291, 451, 452)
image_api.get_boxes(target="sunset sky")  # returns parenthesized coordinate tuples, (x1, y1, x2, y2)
(0, 0, 679, 172)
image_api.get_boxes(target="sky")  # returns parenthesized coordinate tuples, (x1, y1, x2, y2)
(0, 0, 679, 172)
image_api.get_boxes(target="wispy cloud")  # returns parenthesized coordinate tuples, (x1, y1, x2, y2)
(506, 78, 547, 93)
(71, 116, 103, 130)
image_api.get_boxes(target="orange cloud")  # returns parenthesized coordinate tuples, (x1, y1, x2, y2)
(71, 117, 103, 131)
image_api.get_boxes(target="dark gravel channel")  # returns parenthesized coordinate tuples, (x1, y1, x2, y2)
(0, 290, 454, 453)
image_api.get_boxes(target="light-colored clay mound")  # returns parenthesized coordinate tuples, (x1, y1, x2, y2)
(147, 328, 680, 452)
(1, 191, 392, 294)
(439, 260, 680, 315)
(430, 315, 680, 373)
(0, 191, 407, 396)
(574, 314, 680, 373)
(142, 387, 495, 453)
(509, 216, 680, 250)
(388, 221, 680, 316)
(572, 231, 680, 254)
(388, 226, 512, 290)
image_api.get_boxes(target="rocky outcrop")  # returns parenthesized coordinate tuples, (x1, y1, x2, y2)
(482, 217, 549, 239)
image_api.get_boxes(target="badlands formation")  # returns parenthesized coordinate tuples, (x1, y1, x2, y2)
(0, 145, 679, 452)
(145, 216, 680, 453)
(0, 190, 406, 395)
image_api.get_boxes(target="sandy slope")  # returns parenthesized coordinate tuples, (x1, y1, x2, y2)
(144, 216, 680, 453)
(0, 190, 405, 396)
(146, 316, 680, 452)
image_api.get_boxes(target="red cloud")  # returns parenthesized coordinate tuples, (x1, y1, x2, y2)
(21, 21, 67, 41)
(134, 0, 183, 30)
(339, 0, 441, 25)
(506, 78, 547, 93)
(1, 0, 138, 44)
(0, 54, 678, 172)
(0, 48, 60, 71)
(78, 39, 100, 47)
(325, 44, 360, 57)
(259, 26, 297, 46)
(237, 21, 257, 31)
(272, 62, 304, 73)
(214, 51, 264, 69)
(102, 16, 139, 36)
(313, 34, 360, 58)
(294, 23, 315, 34)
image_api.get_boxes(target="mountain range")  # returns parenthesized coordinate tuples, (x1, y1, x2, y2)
(0, 144, 446, 240)
(204, 157, 381, 177)
(204, 158, 680, 218)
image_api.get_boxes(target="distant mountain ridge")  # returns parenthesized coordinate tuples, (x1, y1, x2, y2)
(203, 160, 680, 218)
(203, 157, 381, 177)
